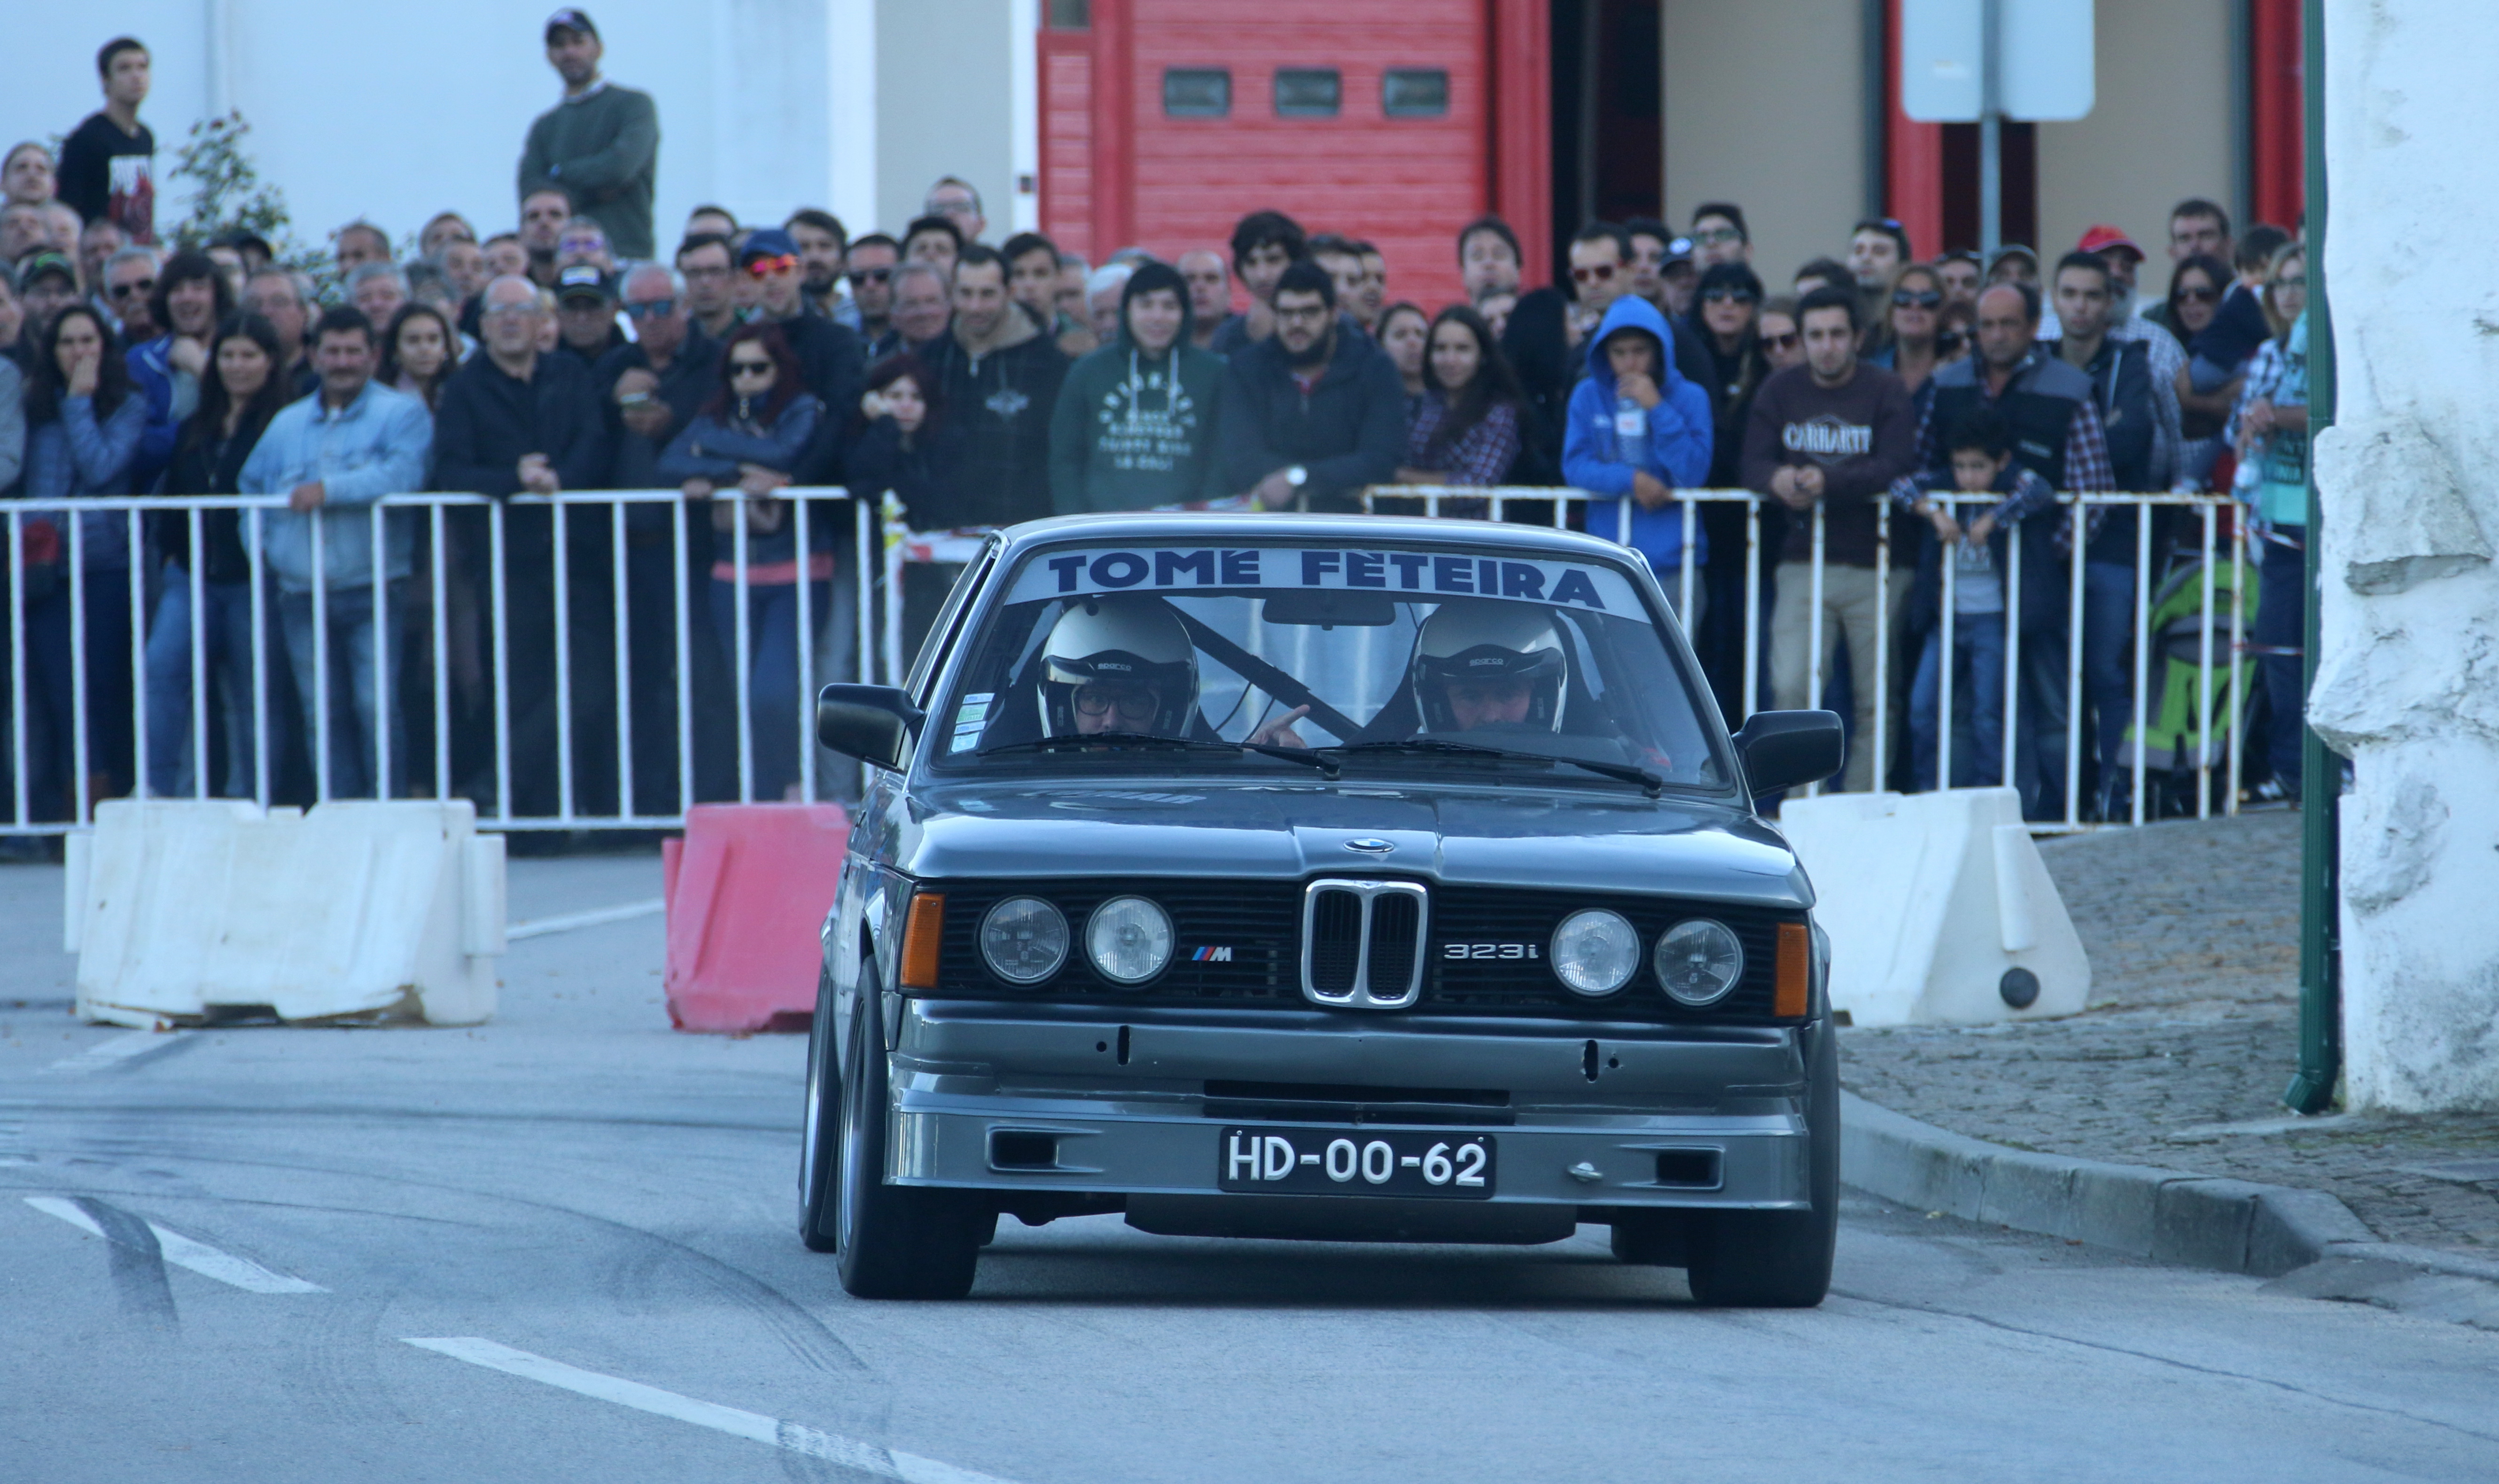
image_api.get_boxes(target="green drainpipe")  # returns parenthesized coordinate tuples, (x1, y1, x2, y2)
(2284, 0, 2341, 1115)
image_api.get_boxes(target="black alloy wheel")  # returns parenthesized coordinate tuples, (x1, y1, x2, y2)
(833, 956, 984, 1299)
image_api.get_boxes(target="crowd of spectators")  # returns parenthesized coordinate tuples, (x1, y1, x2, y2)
(0, 16, 2312, 842)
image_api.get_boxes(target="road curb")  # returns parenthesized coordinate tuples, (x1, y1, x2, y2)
(1840, 1091, 2499, 1321)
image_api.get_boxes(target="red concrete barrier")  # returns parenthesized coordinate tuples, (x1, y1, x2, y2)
(663, 803, 850, 1033)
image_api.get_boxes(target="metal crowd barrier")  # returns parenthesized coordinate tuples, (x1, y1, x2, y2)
(3, 487, 881, 836)
(4, 483, 2249, 838)
(1362, 486, 2250, 831)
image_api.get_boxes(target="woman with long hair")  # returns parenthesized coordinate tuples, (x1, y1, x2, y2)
(1682, 260, 1774, 717)
(143, 313, 292, 798)
(1377, 301, 1430, 405)
(849, 352, 972, 663)
(380, 301, 461, 412)
(1868, 263, 1948, 412)
(2166, 253, 2236, 486)
(21, 303, 145, 815)
(1397, 304, 1526, 500)
(659, 322, 828, 800)
(2231, 243, 2311, 802)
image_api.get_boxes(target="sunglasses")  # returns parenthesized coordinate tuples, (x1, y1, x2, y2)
(728, 357, 775, 377)
(1892, 288, 1943, 309)
(110, 279, 156, 298)
(1761, 330, 1800, 350)
(623, 298, 678, 319)
(1700, 287, 1757, 305)
(2178, 285, 2221, 303)
(1691, 227, 1743, 247)
(745, 254, 798, 278)
(847, 266, 893, 286)
(1570, 263, 1617, 284)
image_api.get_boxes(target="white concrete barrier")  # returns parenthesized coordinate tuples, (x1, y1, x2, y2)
(69, 800, 505, 1028)
(1776, 787, 2090, 1027)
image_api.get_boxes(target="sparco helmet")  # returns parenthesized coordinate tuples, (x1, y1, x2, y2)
(1038, 597, 1198, 738)
(1410, 601, 1568, 734)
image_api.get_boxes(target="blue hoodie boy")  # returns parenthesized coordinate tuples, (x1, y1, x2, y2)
(1560, 295, 1713, 571)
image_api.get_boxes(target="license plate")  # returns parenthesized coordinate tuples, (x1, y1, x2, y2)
(1218, 1127, 1496, 1199)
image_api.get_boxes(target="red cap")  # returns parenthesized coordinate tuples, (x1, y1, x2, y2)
(2077, 224, 2143, 261)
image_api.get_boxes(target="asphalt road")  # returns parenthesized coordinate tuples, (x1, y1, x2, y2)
(5, 854, 2495, 1483)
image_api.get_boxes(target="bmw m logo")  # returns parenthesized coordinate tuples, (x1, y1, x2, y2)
(1190, 946, 1235, 963)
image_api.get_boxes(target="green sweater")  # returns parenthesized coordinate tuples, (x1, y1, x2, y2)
(518, 82, 660, 259)
(1048, 339, 1230, 514)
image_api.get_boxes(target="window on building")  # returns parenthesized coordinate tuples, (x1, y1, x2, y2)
(1046, 0, 1090, 28)
(1163, 68, 1231, 117)
(1274, 68, 1342, 118)
(1382, 69, 1449, 118)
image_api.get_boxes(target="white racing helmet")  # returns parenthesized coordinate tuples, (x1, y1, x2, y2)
(1038, 597, 1198, 737)
(1410, 601, 1568, 733)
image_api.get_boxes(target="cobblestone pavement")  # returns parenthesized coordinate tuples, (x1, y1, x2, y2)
(1839, 808, 2499, 1256)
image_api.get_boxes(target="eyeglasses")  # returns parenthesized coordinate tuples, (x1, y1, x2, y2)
(745, 254, 798, 278)
(1892, 288, 1943, 309)
(1700, 287, 1757, 305)
(728, 357, 775, 378)
(1570, 263, 1617, 284)
(110, 279, 156, 299)
(1073, 686, 1160, 720)
(623, 298, 678, 319)
(847, 267, 893, 286)
(1691, 227, 1743, 248)
(1760, 330, 1800, 350)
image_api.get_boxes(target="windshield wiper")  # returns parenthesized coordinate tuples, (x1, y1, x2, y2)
(1320, 738, 1662, 796)
(978, 732, 1336, 772)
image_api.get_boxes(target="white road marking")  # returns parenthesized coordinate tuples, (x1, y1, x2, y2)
(42, 1028, 183, 1074)
(403, 1337, 1019, 1484)
(507, 898, 666, 940)
(24, 1197, 326, 1293)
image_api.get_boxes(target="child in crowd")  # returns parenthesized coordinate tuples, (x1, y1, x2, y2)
(1559, 295, 1713, 620)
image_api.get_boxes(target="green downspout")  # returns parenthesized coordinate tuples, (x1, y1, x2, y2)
(2284, 0, 2341, 1115)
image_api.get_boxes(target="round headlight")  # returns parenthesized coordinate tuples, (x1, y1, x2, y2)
(1550, 909, 1640, 996)
(1656, 918, 1746, 1006)
(1086, 896, 1173, 985)
(980, 897, 1068, 984)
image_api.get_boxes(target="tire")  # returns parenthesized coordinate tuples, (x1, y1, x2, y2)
(1682, 1012, 1839, 1307)
(797, 967, 841, 1252)
(833, 960, 983, 1299)
(1609, 1209, 1689, 1266)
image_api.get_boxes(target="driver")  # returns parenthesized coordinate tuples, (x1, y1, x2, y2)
(1410, 601, 1569, 735)
(1038, 597, 1314, 746)
(1040, 598, 1199, 738)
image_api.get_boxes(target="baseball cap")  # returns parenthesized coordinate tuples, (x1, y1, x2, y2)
(1986, 244, 2040, 275)
(2076, 224, 2145, 261)
(738, 227, 800, 264)
(18, 249, 77, 288)
(1663, 235, 1697, 268)
(555, 263, 611, 303)
(545, 8, 598, 42)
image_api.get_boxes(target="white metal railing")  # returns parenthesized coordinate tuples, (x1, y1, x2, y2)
(3, 483, 2253, 836)
(4, 487, 880, 835)
(1362, 486, 2253, 830)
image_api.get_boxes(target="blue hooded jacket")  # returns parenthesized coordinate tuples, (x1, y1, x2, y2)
(1561, 295, 1713, 569)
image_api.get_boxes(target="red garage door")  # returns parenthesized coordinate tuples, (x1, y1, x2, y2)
(1043, 0, 1512, 313)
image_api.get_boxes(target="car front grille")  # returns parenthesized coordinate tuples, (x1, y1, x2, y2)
(923, 877, 1802, 1022)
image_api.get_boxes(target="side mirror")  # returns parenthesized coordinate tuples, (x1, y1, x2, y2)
(816, 684, 924, 770)
(1733, 710, 1845, 798)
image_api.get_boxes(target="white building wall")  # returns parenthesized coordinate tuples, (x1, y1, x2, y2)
(1, 0, 873, 258)
(2310, 0, 2499, 1112)
(873, 0, 1016, 242)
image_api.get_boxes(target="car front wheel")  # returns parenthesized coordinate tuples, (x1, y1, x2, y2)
(1680, 1013, 1839, 1307)
(833, 958, 984, 1299)
(797, 967, 840, 1252)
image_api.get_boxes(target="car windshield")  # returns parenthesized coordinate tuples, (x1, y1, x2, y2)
(925, 539, 1730, 792)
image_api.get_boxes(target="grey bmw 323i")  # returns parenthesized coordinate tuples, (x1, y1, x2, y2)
(802, 513, 1846, 1302)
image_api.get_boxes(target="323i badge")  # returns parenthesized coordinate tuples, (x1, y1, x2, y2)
(1219, 1128, 1496, 1198)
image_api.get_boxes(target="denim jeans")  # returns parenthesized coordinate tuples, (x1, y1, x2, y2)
(2079, 559, 2139, 783)
(278, 582, 402, 799)
(709, 577, 829, 801)
(2012, 608, 2071, 822)
(144, 567, 262, 798)
(1908, 612, 2008, 791)
(2254, 527, 2307, 792)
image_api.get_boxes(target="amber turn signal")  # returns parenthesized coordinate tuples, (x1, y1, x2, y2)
(900, 893, 946, 990)
(1774, 921, 1810, 1018)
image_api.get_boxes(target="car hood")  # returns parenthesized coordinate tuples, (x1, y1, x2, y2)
(891, 778, 1812, 910)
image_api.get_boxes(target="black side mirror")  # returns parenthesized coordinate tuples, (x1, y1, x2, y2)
(817, 684, 924, 769)
(1733, 710, 1845, 797)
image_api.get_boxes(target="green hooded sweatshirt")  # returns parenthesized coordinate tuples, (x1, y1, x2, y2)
(1048, 263, 1230, 513)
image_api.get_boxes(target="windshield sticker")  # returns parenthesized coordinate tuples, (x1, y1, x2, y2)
(1009, 547, 1641, 613)
(949, 692, 995, 753)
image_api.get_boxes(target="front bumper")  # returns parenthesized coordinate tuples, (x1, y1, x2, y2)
(880, 999, 1816, 1210)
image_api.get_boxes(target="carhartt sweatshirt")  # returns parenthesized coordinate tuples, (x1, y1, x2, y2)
(1740, 362, 1918, 567)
